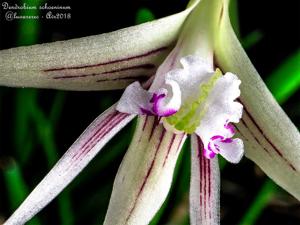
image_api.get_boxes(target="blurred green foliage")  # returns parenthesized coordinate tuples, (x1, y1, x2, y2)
(135, 8, 155, 24)
(266, 50, 300, 104)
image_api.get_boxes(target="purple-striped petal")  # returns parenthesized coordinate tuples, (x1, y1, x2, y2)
(214, 0, 300, 200)
(0, 0, 201, 91)
(190, 134, 220, 225)
(104, 115, 186, 225)
(4, 105, 134, 225)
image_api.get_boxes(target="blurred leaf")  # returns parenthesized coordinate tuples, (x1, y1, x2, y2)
(14, 89, 38, 162)
(266, 49, 300, 104)
(135, 8, 155, 24)
(49, 91, 66, 124)
(3, 159, 41, 225)
(57, 193, 74, 225)
(219, 156, 227, 170)
(241, 30, 263, 49)
(17, 0, 44, 45)
(31, 107, 58, 166)
(29, 96, 74, 225)
(238, 179, 277, 225)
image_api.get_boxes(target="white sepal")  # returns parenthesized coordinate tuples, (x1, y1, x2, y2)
(4, 105, 134, 225)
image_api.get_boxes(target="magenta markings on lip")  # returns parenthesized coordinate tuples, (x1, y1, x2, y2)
(210, 135, 224, 141)
(159, 109, 178, 117)
(152, 93, 177, 117)
(138, 92, 178, 117)
(221, 138, 233, 143)
(152, 93, 165, 114)
(224, 122, 235, 134)
(204, 149, 216, 159)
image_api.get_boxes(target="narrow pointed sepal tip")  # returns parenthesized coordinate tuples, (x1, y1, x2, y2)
(4, 105, 135, 225)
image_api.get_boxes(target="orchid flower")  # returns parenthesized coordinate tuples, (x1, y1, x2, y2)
(1, 0, 299, 224)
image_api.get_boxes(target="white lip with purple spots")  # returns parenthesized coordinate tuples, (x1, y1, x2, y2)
(203, 121, 243, 163)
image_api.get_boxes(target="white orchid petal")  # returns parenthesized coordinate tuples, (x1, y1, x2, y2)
(190, 134, 220, 225)
(215, 0, 300, 199)
(166, 55, 214, 102)
(0, 0, 200, 91)
(180, 55, 214, 73)
(4, 105, 134, 225)
(104, 116, 186, 225)
(195, 73, 243, 148)
(116, 81, 154, 115)
(218, 138, 244, 164)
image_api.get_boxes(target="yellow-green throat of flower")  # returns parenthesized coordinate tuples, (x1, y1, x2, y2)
(165, 68, 222, 134)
